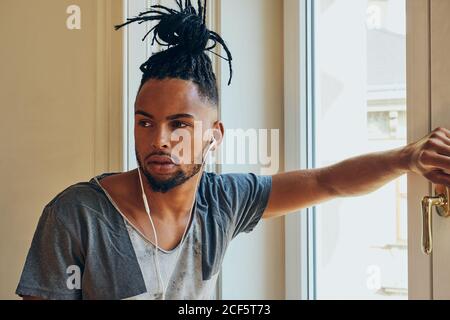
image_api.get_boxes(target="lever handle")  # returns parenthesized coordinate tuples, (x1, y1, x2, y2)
(421, 185, 450, 255)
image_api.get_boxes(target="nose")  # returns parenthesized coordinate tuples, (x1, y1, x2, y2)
(151, 125, 172, 150)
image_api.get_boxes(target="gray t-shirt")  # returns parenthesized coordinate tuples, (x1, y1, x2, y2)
(16, 171, 272, 300)
(122, 218, 219, 300)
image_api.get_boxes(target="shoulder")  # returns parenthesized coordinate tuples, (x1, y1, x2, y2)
(198, 172, 272, 207)
(46, 182, 101, 209)
(201, 171, 272, 193)
(42, 173, 118, 225)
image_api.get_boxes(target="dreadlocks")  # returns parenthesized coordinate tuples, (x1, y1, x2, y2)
(115, 0, 233, 107)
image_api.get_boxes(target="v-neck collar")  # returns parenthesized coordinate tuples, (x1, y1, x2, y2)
(91, 172, 198, 254)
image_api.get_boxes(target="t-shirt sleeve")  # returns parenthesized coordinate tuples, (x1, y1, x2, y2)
(16, 203, 84, 300)
(220, 173, 273, 239)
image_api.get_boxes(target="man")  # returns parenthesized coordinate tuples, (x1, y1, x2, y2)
(17, 0, 450, 300)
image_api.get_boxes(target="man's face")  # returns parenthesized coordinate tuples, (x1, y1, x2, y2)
(134, 78, 221, 193)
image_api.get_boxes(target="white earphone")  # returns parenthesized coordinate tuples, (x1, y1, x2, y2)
(137, 136, 216, 300)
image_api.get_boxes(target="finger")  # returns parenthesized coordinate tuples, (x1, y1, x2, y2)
(444, 135, 450, 146)
(440, 127, 450, 139)
(431, 139, 450, 157)
(424, 170, 450, 188)
(439, 131, 450, 145)
(431, 128, 450, 142)
(421, 151, 450, 171)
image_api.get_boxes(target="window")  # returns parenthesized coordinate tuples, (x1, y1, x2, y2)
(312, 0, 407, 299)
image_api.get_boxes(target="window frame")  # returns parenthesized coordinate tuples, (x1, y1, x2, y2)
(283, 0, 316, 300)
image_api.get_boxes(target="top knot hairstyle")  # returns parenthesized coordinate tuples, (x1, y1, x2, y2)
(115, 0, 233, 107)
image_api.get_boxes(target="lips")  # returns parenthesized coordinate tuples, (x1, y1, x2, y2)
(148, 155, 176, 165)
(147, 156, 178, 175)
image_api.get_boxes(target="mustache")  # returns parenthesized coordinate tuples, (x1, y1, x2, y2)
(138, 142, 211, 166)
(145, 151, 181, 165)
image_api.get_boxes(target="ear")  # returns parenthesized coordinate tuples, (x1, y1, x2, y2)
(210, 121, 225, 152)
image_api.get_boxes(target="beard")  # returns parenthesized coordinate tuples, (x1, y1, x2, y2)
(135, 149, 203, 194)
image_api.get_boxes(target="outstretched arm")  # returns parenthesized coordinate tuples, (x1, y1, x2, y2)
(263, 127, 450, 219)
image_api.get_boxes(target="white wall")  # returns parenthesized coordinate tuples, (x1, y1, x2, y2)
(0, 0, 123, 299)
(219, 0, 285, 300)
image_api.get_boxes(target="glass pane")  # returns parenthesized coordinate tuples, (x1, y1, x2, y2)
(313, 0, 407, 299)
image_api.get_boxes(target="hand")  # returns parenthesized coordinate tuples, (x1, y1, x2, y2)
(406, 127, 450, 187)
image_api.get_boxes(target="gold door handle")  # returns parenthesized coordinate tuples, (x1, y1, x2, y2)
(421, 185, 450, 255)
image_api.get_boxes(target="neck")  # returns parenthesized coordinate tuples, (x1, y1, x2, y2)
(134, 168, 202, 222)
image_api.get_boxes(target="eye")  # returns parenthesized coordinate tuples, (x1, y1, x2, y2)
(138, 120, 152, 128)
(171, 121, 190, 129)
